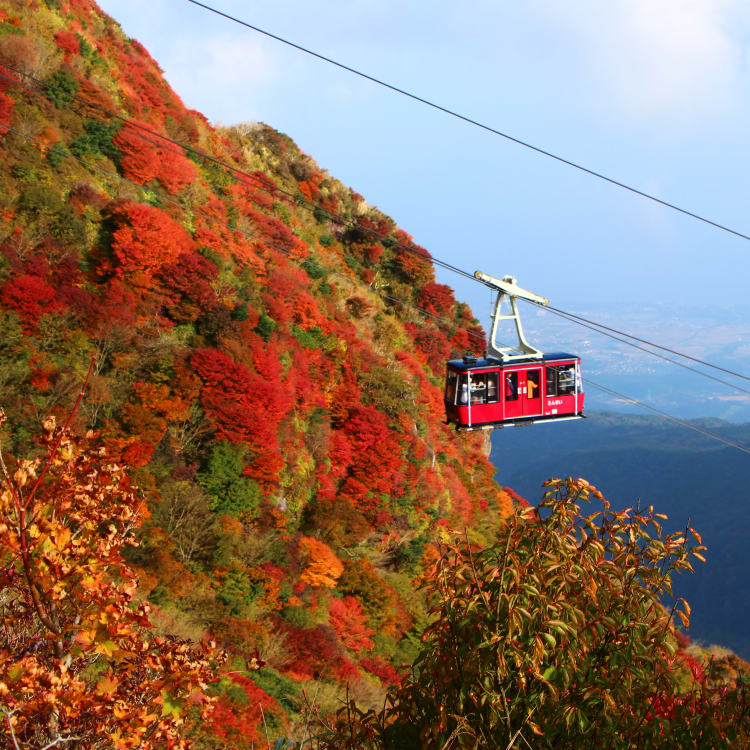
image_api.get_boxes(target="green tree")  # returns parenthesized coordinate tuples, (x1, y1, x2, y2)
(319, 478, 747, 748)
(196, 441, 262, 516)
(45, 69, 78, 108)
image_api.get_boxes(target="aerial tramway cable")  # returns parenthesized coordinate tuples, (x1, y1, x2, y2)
(185, 0, 750, 245)
(535, 302, 750, 384)
(1, 59, 746, 387)
(526, 304, 750, 396)
(8, 122, 750, 453)
(3, 69, 750, 454)
(2, 59, 746, 388)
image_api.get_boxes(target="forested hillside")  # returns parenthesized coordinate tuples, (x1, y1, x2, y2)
(0, 0, 511, 744)
(0, 2, 747, 748)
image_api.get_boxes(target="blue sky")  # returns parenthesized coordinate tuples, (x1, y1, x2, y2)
(95, 0, 750, 416)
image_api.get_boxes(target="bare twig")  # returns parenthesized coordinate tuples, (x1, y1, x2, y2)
(259, 702, 270, 749)
(2, 707, 21, 750)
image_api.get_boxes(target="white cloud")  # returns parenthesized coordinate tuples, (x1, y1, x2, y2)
(164, 34, 277, 121)
(542, 0, 746, 128)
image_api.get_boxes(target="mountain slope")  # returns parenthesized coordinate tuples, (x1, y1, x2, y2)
(0, 0, 509, 740)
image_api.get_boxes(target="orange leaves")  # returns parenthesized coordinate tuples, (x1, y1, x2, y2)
(108, 200, 193, 284)
(113, 121, 197, 194)
(298, 536, 343, 589)
(0, 412, 225, 748)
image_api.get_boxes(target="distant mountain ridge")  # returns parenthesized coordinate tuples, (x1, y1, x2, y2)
(491, 410, 750, 657)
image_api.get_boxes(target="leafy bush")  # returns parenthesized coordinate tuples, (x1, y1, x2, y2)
(69, 119, 120, 161)
(197, 441, 262, 516)
(318, 478, 748, 748)
(46, 69, 79, 108)
(253, 311, 276, 342)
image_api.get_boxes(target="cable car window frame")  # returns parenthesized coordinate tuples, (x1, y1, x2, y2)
(467, 371, 499, 405)
(445, 370, 459, 405)
(546, 364, 577, 397)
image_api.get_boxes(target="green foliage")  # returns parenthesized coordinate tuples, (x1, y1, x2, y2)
(231, 302, 249, 321)
(69, 119, 120, 161)
(314, 480, 749, 748)
(302, 256, 327, 279)
(251, 667, 301, 714)
(254, 311, 276, 342)
(217, 567, 263, 615)
(46, 70, 79, 109)
(291, 325, 332, 351)
(77, 34, 93, 58)
(359, 364, 418, 421)
(196, 441, 262, 517)
(319, 234, 334, 247)
(0, 21, 23, 36)
(16, 184, 87, 247)
(10, 162, 41, 182)
(47, 142, 68, 169)
(17, 184, 64, 217)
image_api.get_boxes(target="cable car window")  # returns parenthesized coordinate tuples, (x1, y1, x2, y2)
(486, 373, 499, 403)
(459, 375, 469, 404)
(547, 366, 558, 395)
(466, 372, 499, 404)
(504, 372, 518, 401)
(526, 370, 540, 399)
(546, 365, 576, 396)
(445, 370, 458, 404)
(558, 366, 575, 395)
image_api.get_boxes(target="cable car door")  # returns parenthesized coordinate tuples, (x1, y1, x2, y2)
(522, 368, 542, 417)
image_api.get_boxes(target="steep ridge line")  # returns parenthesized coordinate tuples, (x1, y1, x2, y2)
(5, 59, 748, 389)
(3, 62, 748, 454)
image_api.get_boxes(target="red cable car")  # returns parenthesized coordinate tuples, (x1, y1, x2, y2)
(445, 272, 584, 430)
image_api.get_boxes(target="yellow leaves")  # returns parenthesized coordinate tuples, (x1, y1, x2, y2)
(96, 674, 120, 696)
(693, 552, 707, 563)
(158, 689, 182, 719)
(298, 536, 343, 589)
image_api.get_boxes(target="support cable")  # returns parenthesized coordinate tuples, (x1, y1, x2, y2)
(2, 58, 746, 386)
(7, 124, 750, 455)
(0, 62, 476, 284)
(533, 304, 750, 396)
(536, 302, 750, 383)
(583, 379, 750, 455)
(185, 0, 750, 244)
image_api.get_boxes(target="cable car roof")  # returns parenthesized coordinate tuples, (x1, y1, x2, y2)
(447, 352, 581, 371)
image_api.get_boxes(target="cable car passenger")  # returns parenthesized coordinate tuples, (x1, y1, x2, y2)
(505, 373, 517, 400)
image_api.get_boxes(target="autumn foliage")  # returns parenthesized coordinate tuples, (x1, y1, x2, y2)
(2, 1, 743, 747)
(0, 406, 225, 749)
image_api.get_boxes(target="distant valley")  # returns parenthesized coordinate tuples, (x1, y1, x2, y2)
(491, 410, 750, 658)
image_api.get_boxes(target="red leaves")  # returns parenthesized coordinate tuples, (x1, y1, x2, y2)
(113, 121, 197, 193)
(157, 251, 218, 322)
(190, 348, 291, 490)
(108, 200, 193, 282)
(54, 30, 80, 57)
(0, 274, 62, 328)
(329, 596, 374, 653)
(244, 206, 308, 259)
(418, 282, 455, 315)
(0, 92, 13, 136)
